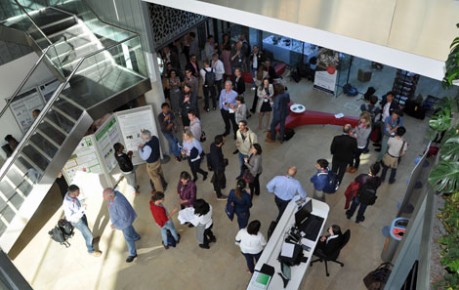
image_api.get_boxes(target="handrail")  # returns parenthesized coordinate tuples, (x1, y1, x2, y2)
(11, 0, 52, 48)
(0, 46, 51, 119)
(0, 33, 141, 181)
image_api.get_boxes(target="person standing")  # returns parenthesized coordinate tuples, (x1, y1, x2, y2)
(219, 80, 238, 139)
(187, 110, 202, 141)
(244, 144, 263, 198)
(158, 103, 182, 162)
(209, 134, 228, 200)
(176, 171, 197, 209)
(310, 159, 329, 202)
(377, 109, 403, 161)
(346, 163, 382, 223)
(192, 199, 216, 249)
(380, 127, 408, 184)
(256, 78, 274, 130)
(165, 70, 182, 115)
(204, 35, 215, 63)
(211, 53, 225, 94)
(200, 60, 217, 112)
(236, 120, 258, 179)
(138, 129, 166, 192)
(150, 192, 180, 249)
(103, 187, 140, 262)
(63, 185, 101, 257)
(184, 68, 200, 118)
(228, 179, 252, 229)
(181, 130, 208, 182)
(374, 92, 399, 150)
(330, 124, 358, 186)
(349, 112, 372, 172)
(235, 96, 247, 124)
(266, 166, 307, 221)
(235, 220, 267, 274)
(180, 84, 195, 127)
(249, 45, 264, 83)
(267, 84, 290, 143)
(113, 143, 139, 193)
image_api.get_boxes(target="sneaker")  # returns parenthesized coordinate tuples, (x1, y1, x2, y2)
(199, 244, 210, 249)
(217, 195, 228, 200)
(126, 255, 137, 263)
(162, 242, 169, 250)
(90, 251, 102, 257)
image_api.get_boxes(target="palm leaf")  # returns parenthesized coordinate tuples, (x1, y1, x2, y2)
(428, 160, 459, 193)
(441, 136, 459, 161)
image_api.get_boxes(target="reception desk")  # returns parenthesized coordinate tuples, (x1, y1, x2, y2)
(262, 36, 318, 65)
(247, 199, 329, 290)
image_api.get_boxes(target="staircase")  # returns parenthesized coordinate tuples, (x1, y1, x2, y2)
(0, 0, 151, 252)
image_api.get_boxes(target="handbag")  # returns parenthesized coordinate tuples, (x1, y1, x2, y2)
(225, 199, 234, 221)
(363, 262, 392, 290)
(242, 168, 255, 184)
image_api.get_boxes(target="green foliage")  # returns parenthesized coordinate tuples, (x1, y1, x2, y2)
(428, 161, 459, 193)
(443, 33, 459, 86)
(429, 99, 452, 131)
(441, 135, 459, 161)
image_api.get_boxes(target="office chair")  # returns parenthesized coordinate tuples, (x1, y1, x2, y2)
(310, 229, 351, 276)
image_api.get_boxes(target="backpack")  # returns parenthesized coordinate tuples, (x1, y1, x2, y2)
(358, 181, 378, 205)
(49, 219, 74, 247)
(319, 170, 339, 194)
(205, 68, 215, 86)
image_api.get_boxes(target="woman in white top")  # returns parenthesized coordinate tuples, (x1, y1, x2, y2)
(381, 126, 408, 184)
(182, 130, 208, 182)
(350, 111, 372, 172)
(256, 78, 274, 130)
(192, 199, 215, 249)
(235, 220, 267, 273)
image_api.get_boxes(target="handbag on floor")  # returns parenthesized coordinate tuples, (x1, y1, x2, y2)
(363, 262, 392, 290)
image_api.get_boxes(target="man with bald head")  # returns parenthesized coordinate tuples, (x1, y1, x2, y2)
(103, 187, 140, 263)
(330, 124, 358, 186)
(266, 166, 307, 221)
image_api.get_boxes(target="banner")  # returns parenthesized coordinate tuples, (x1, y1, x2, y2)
(313, 48, 339, 95)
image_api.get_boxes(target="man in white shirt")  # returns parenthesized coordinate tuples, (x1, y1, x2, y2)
(63, 184, 101, 256)
(211, 53, 225, 94)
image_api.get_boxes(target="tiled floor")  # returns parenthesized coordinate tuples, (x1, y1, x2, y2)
(11, 66, 439, 290)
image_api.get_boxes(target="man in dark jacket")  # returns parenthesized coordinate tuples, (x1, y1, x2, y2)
(114, 142, 139, 193)
(330, 124, 358, 186)
(158, 103, 181, 162)
(267, 84, 290, 143)
(209, 135, 227, 200)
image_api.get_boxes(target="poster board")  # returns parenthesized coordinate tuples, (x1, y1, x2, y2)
(313, 48, 339, 95)
(62, 135, 103, 182)
(115, 105, 160, 165)
(94, 116, 122, 172)
(9, 88, 45, 132)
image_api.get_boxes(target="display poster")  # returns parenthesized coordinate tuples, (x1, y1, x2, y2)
(115, 105, 160, 165)
(10, 88, 45, 132)
(95, 116, 121, 172)
(313, 48, 339, 95)
(63, 135, 102, 183)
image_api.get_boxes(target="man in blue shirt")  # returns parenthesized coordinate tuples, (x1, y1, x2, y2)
(266, 166, 307, 221)
(103, 188, 140, 263)
(138, 129, 166, 192)
(219, 80, 238, 139)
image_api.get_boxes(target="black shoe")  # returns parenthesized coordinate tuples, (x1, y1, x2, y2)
(162, 242, 169, 250)
(126, 255, 137, 263)
(199, 244, 210, 249)
(210, 237, 216, 243)
(345, 210, 352, 219)
(175, 156, 182, 162)
(232, 149, 239, 154)
(193, 178, 198, 182)
(203, 172, 208, 181)
(389, 179, 396, 184)
(222, 132, 229, 137)
(374, 148, 381, 152)
(250, 109, 256, 114)
(356, 216, 365, 223)
(247, 114, 252, 119)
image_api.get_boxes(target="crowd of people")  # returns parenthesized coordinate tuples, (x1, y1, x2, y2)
(58, 32, 410, 275)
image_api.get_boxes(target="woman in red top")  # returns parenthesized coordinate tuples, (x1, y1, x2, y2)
(150, 192, 180, 249)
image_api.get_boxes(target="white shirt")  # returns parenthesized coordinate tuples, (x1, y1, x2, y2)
(192, 204, 213, 229)
(63, 193, 85, 223)
(235, 228, 267, 254)
(211, 59, 224, 81)
(387, 137, 407, 157)
(382, 102, 391, 120)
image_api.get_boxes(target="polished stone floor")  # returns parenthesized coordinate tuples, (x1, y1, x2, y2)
(11, 66, 439, 290)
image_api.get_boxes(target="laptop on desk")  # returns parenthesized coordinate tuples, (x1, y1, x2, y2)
(295, 199, 324, 241)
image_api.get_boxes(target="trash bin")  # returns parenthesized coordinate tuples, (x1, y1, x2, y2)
(381, 217, 409, 262)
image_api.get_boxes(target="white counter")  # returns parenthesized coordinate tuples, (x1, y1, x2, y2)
(247, 198, 329, 290)
(262, 36, 318, 65)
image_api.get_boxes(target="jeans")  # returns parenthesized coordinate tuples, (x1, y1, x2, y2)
(238, 153, 248, 178)
(243, 251, 262, 273)
(346, 197, 368, 222)
(381, 164, 397, 182)
(160, 220, 179, 244)
(121, 224, 140, 256)
(236, 211, 250, 229)
(73, 215, 94, 253)
(275, 196, 290, 222)
(270, 116, 286, 141)
(163, 132, 181, 157)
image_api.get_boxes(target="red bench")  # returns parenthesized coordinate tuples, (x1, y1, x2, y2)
(277, 109, 359, 130)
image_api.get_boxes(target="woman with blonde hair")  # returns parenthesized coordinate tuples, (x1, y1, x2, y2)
(256, 77, 274, 130)
(181, 130, 208, 182)
(349, 111, 372, 172)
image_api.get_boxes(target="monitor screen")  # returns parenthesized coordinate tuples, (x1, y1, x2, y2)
(295, 199, 312, 226)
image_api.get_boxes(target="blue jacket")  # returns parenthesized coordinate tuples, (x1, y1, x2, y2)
(310, 169, 329, 191)
(108, 191, 137, 230)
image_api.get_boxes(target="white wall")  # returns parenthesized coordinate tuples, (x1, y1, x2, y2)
(0, 53, 55, 159)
